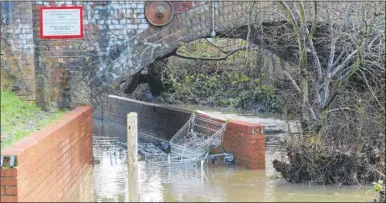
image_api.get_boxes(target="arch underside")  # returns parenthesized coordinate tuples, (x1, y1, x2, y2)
(88, 1, 368, 101)
(118, 20, 331, 94)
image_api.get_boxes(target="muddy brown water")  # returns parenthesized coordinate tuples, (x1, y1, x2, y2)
(75, 145, 375, 202)
(81, 110, 375, 202)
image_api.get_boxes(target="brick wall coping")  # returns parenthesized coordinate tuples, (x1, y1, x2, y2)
(108, 95, 264, 128)
(108, 95, 193, 114)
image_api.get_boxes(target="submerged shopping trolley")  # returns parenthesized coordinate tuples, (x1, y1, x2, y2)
(139, 111, 235, 172)
(93, 135, 127, 165)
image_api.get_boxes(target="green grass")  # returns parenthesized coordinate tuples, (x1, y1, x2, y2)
(1, 91, 67, 149)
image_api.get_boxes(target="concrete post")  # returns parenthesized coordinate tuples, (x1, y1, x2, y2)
(200, 160, 204, 186)
(127, 112, 139, 202)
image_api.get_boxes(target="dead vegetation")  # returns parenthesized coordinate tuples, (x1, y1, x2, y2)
(268, 1, 385, 186)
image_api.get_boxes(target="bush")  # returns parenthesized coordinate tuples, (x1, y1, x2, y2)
(274, 85, 385, 185)
(161, 55, 280, 112)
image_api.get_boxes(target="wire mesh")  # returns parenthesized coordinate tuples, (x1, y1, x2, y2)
(142, 160, 203, 185)
(170, 114, 226, 160)
(140, 112, 227, 171)
(93, 135, 127, 164)
(146, 159, 198, 172)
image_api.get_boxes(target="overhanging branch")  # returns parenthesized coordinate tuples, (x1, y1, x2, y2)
(174, 47, 258, 61)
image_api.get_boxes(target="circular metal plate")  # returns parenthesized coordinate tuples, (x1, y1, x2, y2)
(145, 1, 174, 27)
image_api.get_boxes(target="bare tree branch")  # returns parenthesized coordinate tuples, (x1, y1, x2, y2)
(174, 47, 258, 61)
(203, 38, 244, 54)
(329, 49, 358, 78)
(280, 1, 302, 52)
(358, 68, 385, 112)
(282, 62, 301, 93)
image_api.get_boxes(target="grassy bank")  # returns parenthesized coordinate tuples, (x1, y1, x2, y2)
(1, 91, 66, 149)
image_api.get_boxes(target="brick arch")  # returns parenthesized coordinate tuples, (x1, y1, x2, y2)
(0, 1, 356, 111)
(105, 1, 332, 92)
(104, 2, 285, 86)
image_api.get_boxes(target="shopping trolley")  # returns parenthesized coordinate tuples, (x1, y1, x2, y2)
(139, 111, 234, 172)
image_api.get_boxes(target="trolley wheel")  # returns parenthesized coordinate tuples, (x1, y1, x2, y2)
(224, 153, 234, 165)
(211, 157, 217, 164)
(157, 141, 171, 153)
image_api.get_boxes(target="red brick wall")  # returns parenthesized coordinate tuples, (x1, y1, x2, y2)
(222, 120, 265, 169)
(0, 106, 93, 202)
(198, 111, 265, 170)
(0, 168, 18, 202)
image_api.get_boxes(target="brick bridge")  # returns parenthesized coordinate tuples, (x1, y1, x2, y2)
(0, 1, 359, 111)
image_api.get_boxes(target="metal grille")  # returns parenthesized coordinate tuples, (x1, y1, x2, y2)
(93, 135, 127, 164)
(140, 112, 230, 171)
(169, 114, 226, 160)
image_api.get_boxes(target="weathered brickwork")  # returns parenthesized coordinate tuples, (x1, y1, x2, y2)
(0, 106, 93, 202)
(31, 1, 151, 111)
(0, 1, 344, 113)
(102, 95, 265, 169)
(1, 1, 287, 111)
(1, 2, 35, 101)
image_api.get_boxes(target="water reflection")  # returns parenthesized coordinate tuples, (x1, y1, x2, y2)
(85, 150, 375, 202)
(87, 106, 376, 202)
(92, 156, 129, 202)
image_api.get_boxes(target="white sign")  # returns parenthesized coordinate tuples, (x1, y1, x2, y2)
(40, 7, 83, 38)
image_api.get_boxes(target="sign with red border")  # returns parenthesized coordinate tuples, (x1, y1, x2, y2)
(40, 6, 83, 39)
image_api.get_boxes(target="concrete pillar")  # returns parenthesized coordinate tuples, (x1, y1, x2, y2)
(127, 112, 139, 202)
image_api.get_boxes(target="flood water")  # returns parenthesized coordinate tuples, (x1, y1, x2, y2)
(80, 109, 376, 202)
(75, 145, 375, 202)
